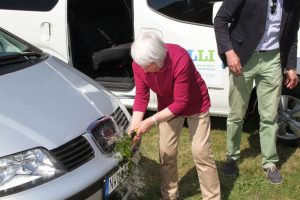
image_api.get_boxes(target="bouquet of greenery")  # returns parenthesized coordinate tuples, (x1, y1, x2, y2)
(114, 130, 140, 161)
(115, 131, 141, 173)
(113, 130, 144, 198)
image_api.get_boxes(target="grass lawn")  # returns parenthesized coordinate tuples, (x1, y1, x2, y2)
(134, 116, 300, 200)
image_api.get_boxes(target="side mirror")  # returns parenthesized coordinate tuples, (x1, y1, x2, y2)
(212, 2, 223, 25)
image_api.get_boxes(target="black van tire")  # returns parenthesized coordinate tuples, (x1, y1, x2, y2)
(277, 90, 300, 146)
(248, 84, 300, 146)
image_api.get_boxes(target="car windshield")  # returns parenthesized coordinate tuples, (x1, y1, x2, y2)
(0, 30, 29, 55)
(0, 29, 43, 66)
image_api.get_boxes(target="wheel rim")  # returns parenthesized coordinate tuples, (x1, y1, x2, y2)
(277, 95, 300, 141)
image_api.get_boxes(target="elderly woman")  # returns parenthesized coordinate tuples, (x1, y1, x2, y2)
(128, 32, 220, 200)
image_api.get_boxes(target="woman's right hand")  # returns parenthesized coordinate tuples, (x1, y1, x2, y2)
(127, 111, 145, 142)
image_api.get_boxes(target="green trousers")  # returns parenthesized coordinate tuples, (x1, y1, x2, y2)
(226, 50, 282, 168)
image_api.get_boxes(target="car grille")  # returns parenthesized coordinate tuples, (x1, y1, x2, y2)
(89, 117, 118, 154)
(51, 136, 95, 171)
(111, 107, 129, 133)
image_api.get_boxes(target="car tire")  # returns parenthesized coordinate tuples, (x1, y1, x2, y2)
(249, 85, 300, 146)
(277, 94, 300, 145)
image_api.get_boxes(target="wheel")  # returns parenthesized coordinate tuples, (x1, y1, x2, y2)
(277, 95, 300, 144)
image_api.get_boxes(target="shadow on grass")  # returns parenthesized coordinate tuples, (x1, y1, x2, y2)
(240, 114, 299, 169)
(241, 132, 299, 168)
(137, 156, 161, 200)
(216, 160, 238, 200)
(178, 164, 238, 200)
(231, 114, 300, 200)
(138, 156, 232, 200)
(178, 167, 200, 199)
(277, 141, 299, 168)
(138, 156, 204, 200)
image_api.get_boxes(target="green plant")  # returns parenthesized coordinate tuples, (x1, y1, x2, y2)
(114, 130, 140, 161)
(113, 131, 144, 199)
(114, 133, 135, 160)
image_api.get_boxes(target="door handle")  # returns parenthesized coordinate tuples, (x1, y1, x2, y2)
(41, 22, 51, 41)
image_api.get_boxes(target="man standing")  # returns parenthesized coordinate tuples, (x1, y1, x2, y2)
(214, 0, 300, 184)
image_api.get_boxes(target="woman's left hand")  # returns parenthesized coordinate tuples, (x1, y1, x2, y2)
(134, 117, 154, 139)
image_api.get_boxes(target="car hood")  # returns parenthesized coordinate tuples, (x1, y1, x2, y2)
(0, 56, 117, 157)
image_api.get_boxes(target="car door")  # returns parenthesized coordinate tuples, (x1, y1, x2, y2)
(133, 0, 229, 116)
(0, 0, 69, 63)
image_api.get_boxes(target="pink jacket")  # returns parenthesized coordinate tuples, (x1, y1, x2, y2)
(132, 44, 210, 116)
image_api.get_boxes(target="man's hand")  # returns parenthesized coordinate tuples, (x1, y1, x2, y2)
(285, 68, 298, 89)
(225, 50, 242, 76)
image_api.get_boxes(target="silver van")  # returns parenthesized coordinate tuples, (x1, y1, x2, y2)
(0, 27, 131, 199)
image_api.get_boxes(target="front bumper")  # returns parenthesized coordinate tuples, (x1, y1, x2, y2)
(2, 134, 125, 200)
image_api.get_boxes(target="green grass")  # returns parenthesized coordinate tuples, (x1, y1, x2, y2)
(135, 117, 300, 200)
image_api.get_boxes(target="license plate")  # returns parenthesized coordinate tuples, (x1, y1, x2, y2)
(104, 163, 129, 199)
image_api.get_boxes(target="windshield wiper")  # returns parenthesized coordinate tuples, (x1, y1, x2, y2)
(0, 52, 42, 61)
(0, 52, 42, 66)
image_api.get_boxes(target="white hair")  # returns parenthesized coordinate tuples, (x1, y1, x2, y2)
(131, 31, 167, 68)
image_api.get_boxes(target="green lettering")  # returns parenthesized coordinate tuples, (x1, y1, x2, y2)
(197, 50, 215, 62)
(197, 50, 209, 62)
(208, 50, 215, 62)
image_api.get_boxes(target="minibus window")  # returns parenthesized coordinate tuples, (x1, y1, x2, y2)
(147, 0, 222, 26)
(0, 0, 59, 12)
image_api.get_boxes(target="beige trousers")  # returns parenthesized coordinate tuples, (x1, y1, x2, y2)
(159, 112, 221, 200)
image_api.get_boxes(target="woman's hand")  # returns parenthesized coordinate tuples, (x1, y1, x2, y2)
(128, 111, 145, 142)
(132, 117, 155, 142)
(138, 117, 155, 133)
(132, 108, 174, 142)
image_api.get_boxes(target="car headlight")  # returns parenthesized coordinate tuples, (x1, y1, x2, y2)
(0, 148, 65, 197)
